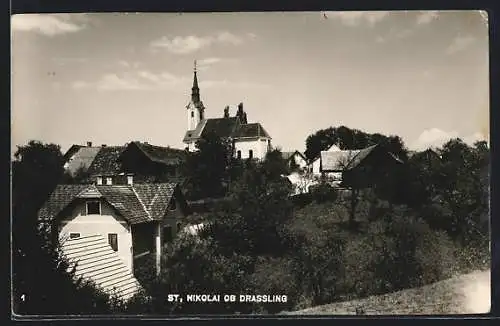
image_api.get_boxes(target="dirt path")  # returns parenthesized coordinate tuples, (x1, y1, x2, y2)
(286, 269, 490, 315)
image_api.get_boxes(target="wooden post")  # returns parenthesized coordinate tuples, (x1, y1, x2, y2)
(155, 222, 161, 276)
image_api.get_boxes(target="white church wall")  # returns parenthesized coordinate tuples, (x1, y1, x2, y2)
(234, 138, 269, 160)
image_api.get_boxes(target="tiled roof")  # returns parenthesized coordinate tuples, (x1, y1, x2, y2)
(321, 150, 362, 172)
(183, 119, 207, 143)
(232, 123, 271, 139)
(133, 183, 177, 220)
(38, 183, 180, 225)
(183, 117, 271, 143)
(132, 142, 187, 165)
(39, 184, 90, 221)
(64, 147, 101, 176)
(86, 146, 126, 176)
(64, 142, 186, 177)
(201, 117, 240, 139)
(320, 144, 402, 172)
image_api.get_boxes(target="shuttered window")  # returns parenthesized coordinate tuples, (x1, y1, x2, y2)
(108, 233, 118, 251)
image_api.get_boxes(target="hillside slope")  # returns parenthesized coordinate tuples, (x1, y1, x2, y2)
(286, 270, 490, 315)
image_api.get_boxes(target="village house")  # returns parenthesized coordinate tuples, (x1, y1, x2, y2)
(63, 140, 187, 184)
(282, 151, 308, 171)
(182, 61, 272, 160)
(37, 177, 190, 301)
(285, 143, 403, 194)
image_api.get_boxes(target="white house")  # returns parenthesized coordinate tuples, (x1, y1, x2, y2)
(283, 151, 308, 171)
(182, 61, 272, 160)
(38, 177, 190, 300)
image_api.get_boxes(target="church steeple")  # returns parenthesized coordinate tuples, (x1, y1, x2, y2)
(191, 60, 200, 103)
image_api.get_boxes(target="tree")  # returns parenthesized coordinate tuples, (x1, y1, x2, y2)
(304, 125, 408, 162)
(12, 140, 117, 315)
(183, 131, 233, 199)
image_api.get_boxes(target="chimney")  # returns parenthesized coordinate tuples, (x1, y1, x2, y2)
(96, 176, 103, 185)
(87, 141, 93, 147)
(127, 174, 134, 185)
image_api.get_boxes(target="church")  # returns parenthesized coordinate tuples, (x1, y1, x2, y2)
(182, 62, 272, 160)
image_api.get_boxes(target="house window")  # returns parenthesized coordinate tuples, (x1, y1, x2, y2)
(108, 233, 118, 252)
(163, 226, 173, 244)
(177, 222, 182, 232)
(96, 176, 103, 185)
(237, 150, 241, 159)
(86, 201, 101, 215)
(69, 233, 80, 239)
(249, 150, 253, 159)
(106, 177, 113, 185)
(169, 199, 177, 211)
(191, 111, 194, 118)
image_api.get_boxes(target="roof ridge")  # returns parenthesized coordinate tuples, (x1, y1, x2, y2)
(130, 185, 151, 219)
(76, 184, 102, 197)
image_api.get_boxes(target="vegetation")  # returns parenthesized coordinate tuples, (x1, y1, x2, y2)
(11, 125, 490, 315)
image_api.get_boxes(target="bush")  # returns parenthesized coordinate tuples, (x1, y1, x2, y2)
(247, 256, 300, 313)
(339, 208, 457, 299)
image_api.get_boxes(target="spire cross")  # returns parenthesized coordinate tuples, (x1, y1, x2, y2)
(194, 60, 197, 72)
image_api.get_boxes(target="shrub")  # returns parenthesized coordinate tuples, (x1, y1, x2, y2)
(247, 256, 300, 313)
(339, 208, 457, 299)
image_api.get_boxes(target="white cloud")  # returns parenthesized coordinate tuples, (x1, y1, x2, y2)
(150, 31, 245, 54)
(416, 11, 439, 25)
(375, 28, 413, 43)
(11, 14, 87, 36)
(325, 11, 389, 27)
(446, 34, 476, 55)
(72, 70, 269, 92)
(412, 128, 487, 151)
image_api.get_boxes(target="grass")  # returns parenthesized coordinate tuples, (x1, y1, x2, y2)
(284, 269, 490, 315)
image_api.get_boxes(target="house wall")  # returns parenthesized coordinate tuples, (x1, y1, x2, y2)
(234, 138, 269, 160)
(310, 157, 321, 175)
(293, 154, 308, 169)
(58, 200, 133, 272)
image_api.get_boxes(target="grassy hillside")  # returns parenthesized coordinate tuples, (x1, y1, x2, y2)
(285, 269, 490, 315)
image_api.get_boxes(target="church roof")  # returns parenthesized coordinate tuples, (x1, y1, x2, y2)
(232, 123, 271, 139)
(202, 117, 241, 138)
(183, 118, 271, 143)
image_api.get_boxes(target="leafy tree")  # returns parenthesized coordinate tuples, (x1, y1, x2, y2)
(12, 140, 116, 315)
(304, 125, 408, 161)
(183, 131, 233, 199)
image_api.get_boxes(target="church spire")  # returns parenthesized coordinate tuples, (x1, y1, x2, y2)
(191, 60, 200, 103)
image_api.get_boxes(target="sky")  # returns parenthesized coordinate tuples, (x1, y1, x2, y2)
(11, 11, 489, 156)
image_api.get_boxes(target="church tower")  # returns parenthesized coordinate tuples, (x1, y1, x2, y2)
(186, 60, 205, 131)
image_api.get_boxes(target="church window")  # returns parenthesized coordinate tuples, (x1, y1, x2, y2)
(191, 111, 194, 118)
(249, 150, 253, 159)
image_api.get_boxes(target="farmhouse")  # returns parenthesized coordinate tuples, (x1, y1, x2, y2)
(63, 141, 187, 183)
(282, 151, 308, 171)
(182, 61, 272, 160)
(37, 179, 190, 300)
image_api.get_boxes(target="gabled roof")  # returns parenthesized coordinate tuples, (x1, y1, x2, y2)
(131, 142, 187, 165)
(38, 183, 181, 225)
(64, 147, 101, 176)
(63, 142, 186, 177)
(85, 146, 126, 176)
(320, 144, 402, 172)
(321, 150, 361, 172)
(201, 117, 240, 139)
(183, 117, 271, 143)
(282, 151, 307, 161)
(232, 123, 271, 139)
